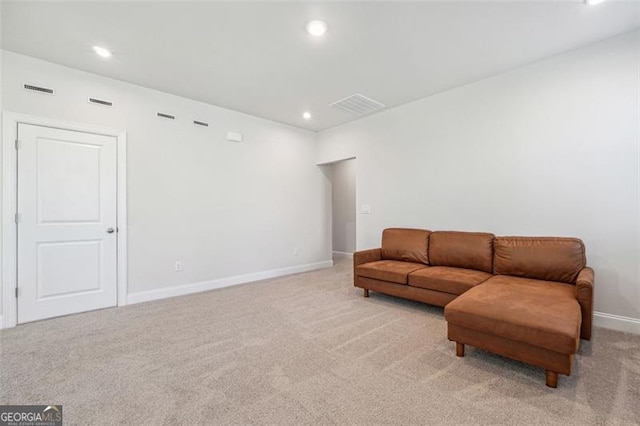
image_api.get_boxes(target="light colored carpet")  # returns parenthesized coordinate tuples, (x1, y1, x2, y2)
(1, 258, 639, 425)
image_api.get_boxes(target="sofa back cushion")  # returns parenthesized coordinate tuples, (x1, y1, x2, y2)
(381, 228, 431, 265)
(494, 237, 585, 284)
(429, 231, 495, 273)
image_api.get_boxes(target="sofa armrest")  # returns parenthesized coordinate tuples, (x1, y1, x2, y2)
(353, 248, 381, 286)
(354, 248, 382, 267)
(576, 267, 594, 340)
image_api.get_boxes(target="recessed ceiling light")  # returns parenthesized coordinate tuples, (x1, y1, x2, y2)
(305, 20, 328, 37)
(93, 46, 112, 58)
(585, 0, 605, 4)
(303, 112, 312, 120)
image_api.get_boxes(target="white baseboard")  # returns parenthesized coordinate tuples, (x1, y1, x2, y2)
(594, 311, 640, 335)
(332, 251, 354, 259)
(127, 260, 334, 305)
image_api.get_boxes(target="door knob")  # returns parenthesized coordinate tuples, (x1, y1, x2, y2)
(106, 228, 115, 234)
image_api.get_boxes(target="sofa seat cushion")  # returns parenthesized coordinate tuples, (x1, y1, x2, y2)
(408, 266, 491, 295)
(356, 261, 428, 285)
(444, 275, 581, 354)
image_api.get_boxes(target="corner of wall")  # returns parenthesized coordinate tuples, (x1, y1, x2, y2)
(316, 127, 357, 166)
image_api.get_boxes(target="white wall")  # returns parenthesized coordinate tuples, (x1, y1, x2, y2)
(1, 51, 331, 317)
(0, 4, 3, 325)
(317, 30, 640, 326)
(331, 159, 356, 254)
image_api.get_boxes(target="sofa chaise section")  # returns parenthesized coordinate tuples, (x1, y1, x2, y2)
(444, 237, 593, 388)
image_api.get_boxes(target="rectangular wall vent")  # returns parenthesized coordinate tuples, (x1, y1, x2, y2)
(22, 83, 55, 95)
(157, 112, 176, 120)
(193, 120, 209, 127)
(329, 93, 385, 115)
(88, 97, 113, 107)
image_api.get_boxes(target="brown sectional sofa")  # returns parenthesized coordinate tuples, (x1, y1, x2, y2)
(353, 228, 594, 388)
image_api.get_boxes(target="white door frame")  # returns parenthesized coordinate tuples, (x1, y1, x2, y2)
(2, 111, 128, 328)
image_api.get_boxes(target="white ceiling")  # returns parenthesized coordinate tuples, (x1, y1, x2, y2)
(2, 1, 639, 131)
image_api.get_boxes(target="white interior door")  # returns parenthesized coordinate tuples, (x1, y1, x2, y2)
(17, 123, 118, 324)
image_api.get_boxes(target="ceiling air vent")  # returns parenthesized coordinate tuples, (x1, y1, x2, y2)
(22, 83, 55, 95)
(193, 120, 209, 127)
(157, 112, 176, 120)
(88, 97, 113, 107)
(329, 93, 385, 115)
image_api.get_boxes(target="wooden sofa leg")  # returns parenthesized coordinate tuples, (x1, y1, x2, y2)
(546, 371, 558, 388)
(456, 342, 465, 357)
(363, 289, 369, 298)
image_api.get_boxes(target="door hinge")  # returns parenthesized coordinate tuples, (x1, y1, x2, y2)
(15, 139, 22, 150)
(14, 213, 21, 224)
(15, 287, 19, 298)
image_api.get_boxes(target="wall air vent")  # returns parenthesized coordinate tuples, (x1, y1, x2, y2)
(88, 97, 113, 107)
(22, 83, 55, 95)
(193, 120, 209, 127)
(329, 93, 385, 115)
(157, 112, 176, 120)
